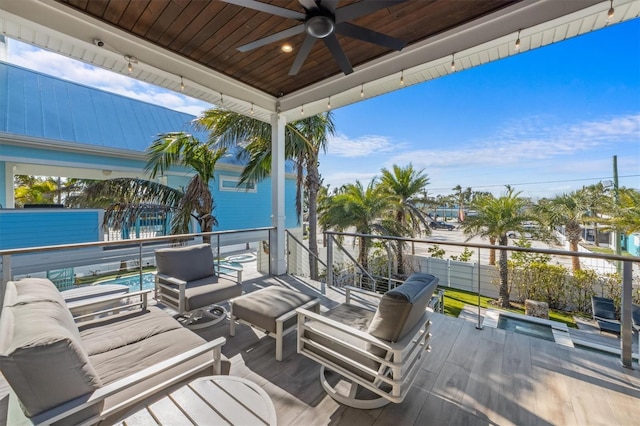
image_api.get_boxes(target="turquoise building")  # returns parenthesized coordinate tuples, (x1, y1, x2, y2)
(0, 62, 299, 249)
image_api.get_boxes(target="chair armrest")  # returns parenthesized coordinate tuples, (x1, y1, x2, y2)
(29, 337, 226, 426)
(71, 290, 152, 321)
(155, 273, 187, 286)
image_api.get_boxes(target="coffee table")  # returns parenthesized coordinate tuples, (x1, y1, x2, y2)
(120, 376, 276, 425)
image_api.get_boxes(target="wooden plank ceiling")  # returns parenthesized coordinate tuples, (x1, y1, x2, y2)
(55, 0, 521, 97)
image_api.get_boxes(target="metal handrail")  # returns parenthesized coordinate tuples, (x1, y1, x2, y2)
(285, 230, 329, 270)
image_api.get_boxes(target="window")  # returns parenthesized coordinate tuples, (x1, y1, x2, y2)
(219, 176, 257, 192)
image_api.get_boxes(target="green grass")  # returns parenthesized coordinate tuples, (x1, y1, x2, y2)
(582, 245, 635, 257)
(440, 286, 577, 328)
(75, 266, 156, 285)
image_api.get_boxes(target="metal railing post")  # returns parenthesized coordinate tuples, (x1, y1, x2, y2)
(620, 260, 633, 368)
(326, 234, 333, 287)
(476, 248, 483, 330)
(138, 241, 143, 292)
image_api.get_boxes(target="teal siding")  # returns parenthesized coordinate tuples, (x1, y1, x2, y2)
(625, 233, 640, 256)
(0, 211, 101, 249)
(0, 162, 5, 207)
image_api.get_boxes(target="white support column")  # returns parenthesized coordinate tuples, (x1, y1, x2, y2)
(270, 113, 286, 275)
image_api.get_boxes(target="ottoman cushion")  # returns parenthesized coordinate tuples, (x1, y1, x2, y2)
(232, 287, 316, 333)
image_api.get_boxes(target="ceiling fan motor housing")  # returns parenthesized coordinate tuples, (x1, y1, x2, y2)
(305, 14, 335, 38)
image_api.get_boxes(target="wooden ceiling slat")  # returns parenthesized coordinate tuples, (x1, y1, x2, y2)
(117, 0, 151, 31)
(54, 0, 521, 97)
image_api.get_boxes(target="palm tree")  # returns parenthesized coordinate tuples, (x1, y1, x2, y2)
(67, 132, 226, 244)
(462, 188, 533, 308)
(320, 180, 395, 269)
(610, 188, 640, 235)
(536, 190, 589, 271)
(379, 164, 431, 275)
(581, 182, 613, 246)
(453, 185, 472, 222)
(196, 108, 335, 279)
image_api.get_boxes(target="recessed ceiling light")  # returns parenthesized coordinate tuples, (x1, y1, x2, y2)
(281, 44, 293, 53)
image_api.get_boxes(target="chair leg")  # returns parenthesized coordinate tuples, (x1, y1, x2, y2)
(319, 366, 390, 410)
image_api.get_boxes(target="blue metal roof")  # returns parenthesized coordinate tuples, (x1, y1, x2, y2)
(0, 61, 206, 150)
(0, 61, 293, 170)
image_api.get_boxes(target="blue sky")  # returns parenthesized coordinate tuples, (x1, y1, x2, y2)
(5, 18, 639, 199)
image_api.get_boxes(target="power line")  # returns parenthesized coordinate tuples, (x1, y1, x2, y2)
(428, 174, 640, 191)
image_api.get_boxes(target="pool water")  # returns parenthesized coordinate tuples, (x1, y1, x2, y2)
(497, 316, 555, 342)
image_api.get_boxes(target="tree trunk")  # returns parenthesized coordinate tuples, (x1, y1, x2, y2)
(358, 236, 368, 270)
(497, 235, 510, 308)
(307, 161, 321, 280)
(566, 220, 582, 271)
(569, 239, 581, 271)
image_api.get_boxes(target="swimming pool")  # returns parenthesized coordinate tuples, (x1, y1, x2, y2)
(96, 261, 243, 291)
(483, 309, 573, 347)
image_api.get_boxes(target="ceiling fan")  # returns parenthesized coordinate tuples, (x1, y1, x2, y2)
(224, 0, 408, 76)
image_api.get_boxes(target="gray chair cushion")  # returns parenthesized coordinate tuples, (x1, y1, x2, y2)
(367, 273, 439, 343)
(155, 243, 217, 283)
(159, 276, 242, 312)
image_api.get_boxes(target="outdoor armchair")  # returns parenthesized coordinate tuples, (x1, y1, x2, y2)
(296, 272, 438, 409)
(155, 243, 243, 329)
(591, 295, 620, 335)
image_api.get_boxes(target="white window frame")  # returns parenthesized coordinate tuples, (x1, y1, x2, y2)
(219, 175, 257, 193)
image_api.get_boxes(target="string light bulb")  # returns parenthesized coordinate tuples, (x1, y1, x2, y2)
(515, 30, 521, 51)
(124, 55, 137, 74)
(400, 70, 404, 86)
(180, 76, 185, 91)
(301, 104, 304, 116)
(451, 53, 456, 71)
(607, 0, 615, 20)
(220, 93, 224, 105)
(250, 103, 254, 115)
(360, 83, 364, 98)
(327, 96, 331, 110)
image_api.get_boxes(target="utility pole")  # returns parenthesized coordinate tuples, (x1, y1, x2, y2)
(613, 155, 622, 275)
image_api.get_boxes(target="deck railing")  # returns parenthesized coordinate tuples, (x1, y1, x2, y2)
(324, 230, 639, 368)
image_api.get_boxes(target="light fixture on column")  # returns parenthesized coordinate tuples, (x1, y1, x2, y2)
(327, 96, 331, 110)
(607, 0, 615, 20)
(514, 30, 521, 51)
(400, 70, 404, 86)
(451, 53, 456, 71)
(360, 83, 364, 98)
(180, 76, 185, 91)
(124, 55, 137, 74)
(301, 104, 304, 116)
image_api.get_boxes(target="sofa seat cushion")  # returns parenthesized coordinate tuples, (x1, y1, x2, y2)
(79, 306, 183, 355)
(89, 327, 208, 384)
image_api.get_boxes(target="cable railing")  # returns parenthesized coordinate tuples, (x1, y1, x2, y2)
(324, 230, 639, 368)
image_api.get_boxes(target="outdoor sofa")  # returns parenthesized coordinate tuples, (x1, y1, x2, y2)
(0, 277, 228, 425)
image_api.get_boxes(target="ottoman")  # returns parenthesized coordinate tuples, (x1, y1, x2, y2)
(229, 286, 320, 361)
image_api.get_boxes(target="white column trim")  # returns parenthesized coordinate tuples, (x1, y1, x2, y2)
(270, 113, 286, 275)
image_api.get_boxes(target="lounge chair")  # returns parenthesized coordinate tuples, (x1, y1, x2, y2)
(297, 272, 438, 409)
(155, 243, 243, 329)
(591, 295, 620, 335)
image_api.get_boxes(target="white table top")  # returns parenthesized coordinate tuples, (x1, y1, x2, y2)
(119, 375, 277, 426)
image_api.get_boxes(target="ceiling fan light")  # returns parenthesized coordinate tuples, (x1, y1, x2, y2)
(306, 15, 334, 38)
(281, 44, 293, 53)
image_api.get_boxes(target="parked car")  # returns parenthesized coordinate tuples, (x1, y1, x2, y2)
(430, 221, 455, 231)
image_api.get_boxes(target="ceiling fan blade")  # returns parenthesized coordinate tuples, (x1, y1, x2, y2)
(323, 33, 353, 75)
(335, 22, 406, 51)
(238, 24, 305, 52)
(319, 0, 340, 13)
(289, 35, 317, 76)
(298, 0, 320, 12)
(221, 0, 306, 20)
(335, 0, 408, 23)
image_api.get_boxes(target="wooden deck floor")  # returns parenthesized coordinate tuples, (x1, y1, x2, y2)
(1, 271, 639, 425)
(192, 274, 640, 426)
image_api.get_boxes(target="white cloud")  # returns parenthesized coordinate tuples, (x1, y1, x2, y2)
(322, 171, 379, 188)
(327, 133, 399, 157)
(7, 40, 211, 115)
